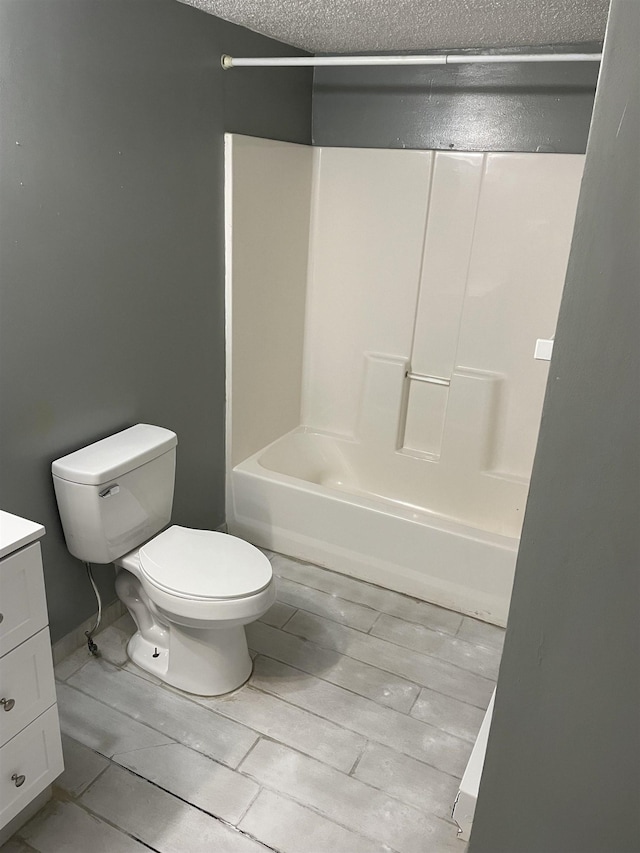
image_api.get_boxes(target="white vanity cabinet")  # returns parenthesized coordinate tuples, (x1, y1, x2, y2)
(0, 512, 63, 842)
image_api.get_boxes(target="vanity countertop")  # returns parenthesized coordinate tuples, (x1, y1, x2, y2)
(0, 511, 45, 559)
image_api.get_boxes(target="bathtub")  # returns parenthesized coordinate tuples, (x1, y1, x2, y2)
(228, 428, 519, 626)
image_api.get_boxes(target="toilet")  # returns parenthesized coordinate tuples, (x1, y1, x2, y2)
(51, 424, 275, 696)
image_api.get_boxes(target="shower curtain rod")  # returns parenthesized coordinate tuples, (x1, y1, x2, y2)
(221, 52, 602, 69)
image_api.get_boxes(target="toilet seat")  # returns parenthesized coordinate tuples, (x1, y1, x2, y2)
(139, 526, 272, 602)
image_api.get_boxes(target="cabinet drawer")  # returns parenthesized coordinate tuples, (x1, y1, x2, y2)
(0, 629, 57, 747)
(0, 705, 63, 829)
(0, 544, 48, 657)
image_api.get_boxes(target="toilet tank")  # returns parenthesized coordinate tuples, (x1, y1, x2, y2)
(52, 424, 178, 564)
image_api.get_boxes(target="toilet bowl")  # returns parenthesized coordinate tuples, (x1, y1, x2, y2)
(115, 525, 276, 695)
(51, 424, 275, 696)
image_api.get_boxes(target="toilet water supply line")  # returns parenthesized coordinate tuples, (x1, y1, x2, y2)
(83, 562, 102, 656)
(221, 52, 602, 69)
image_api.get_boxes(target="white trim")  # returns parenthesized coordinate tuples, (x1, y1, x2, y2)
(223, 133, 234, 526)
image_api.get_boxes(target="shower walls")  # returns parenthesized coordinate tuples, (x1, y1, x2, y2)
(225, 135, 313, 470)
(227, 135, 584, 539)
(303, 147, 584, 536)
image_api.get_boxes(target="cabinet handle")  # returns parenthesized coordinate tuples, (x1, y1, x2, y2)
(0, 613, 3, 623)
(1, 698, 15, 711)
(11, 773, 26, 787)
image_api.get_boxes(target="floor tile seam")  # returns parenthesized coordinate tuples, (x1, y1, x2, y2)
(241, 792, 401, 853)
(454, 620, 505, 648)
(66, 645, 488, 748)
(236, 735, 407, 847)
(237, 769, 404, 853)
(273, 557, 465, 615)
(75, 659, 271, 750)
(347, 738, 368, 777)
(276, 576, 381, 621)
(133, 675, 368, 772)
(243, 676, 468, 784)
(284, 613, 500, 681)
(248, 653, 422, 723)
(277, 599, 380, 634)
(237, 733, 366, 782)
(345, 768, 462, 826)
(405, 688, 422, 718)
(277, 621, 496, 698)
(234, 781, 264, 826)
(366, 630, 502, 682)
(250, 652, 482, 752)
(249, 649, 420, 716)
(109, 735, 259, 776)
(271, 554, 421, 605)
(274, 593, 382, 634)
(272, 568, 463, 636)
(61, 756, 113, 800)
(52, 786, 163, 853)
(246, 764, 460, 851)
(194, 682, 368, 764)
(270, 606, 299, 631)
(404, 717, 481, 746)
(367, 610, 385, 635)
(406, 689, 489, 724)
(119, 662, 164, 688)
(85, 761, 276, 851)
(234, 736, 269, 776)
(53, 660, 90, 683)
(408, 683, 492, 716)
(409, 683, 491, 712)
(370, 618, 493, 651)
(122, 673, 265, 768)
(62, 643, 480, 767)
(69, 666, 470, 784)
(343, 763, 462, 826)
(59, 679, 249, 759)
(150, 661, 262, 712)
(252, 618, 424, 690)
(457, 640, 505, 655)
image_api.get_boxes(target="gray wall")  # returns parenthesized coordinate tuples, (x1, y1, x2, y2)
(0, 0, 311, 643)
(313, 45, 600, 152)
(469, 3, 639, 851)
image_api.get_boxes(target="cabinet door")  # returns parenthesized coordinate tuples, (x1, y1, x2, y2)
(0, 544, 48, 657)
(0, 705, 64, 828)
(0, 629, 57, 747)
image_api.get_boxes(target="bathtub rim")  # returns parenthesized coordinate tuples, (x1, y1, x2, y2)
(236, 426, 520, 552)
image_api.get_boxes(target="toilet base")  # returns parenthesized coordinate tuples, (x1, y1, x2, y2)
(116, 569, 255, 696)
(127, 624, 253, 696)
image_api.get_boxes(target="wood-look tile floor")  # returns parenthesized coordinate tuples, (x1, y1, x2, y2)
(3, 552, 504, 853)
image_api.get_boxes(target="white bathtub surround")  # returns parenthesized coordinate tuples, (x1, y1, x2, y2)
(226, 136, 584, 625)
(225, 134, 313, 470)
(6, 553, 504, 852)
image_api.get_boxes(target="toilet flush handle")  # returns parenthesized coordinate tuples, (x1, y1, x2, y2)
(99, 485, 120, 498)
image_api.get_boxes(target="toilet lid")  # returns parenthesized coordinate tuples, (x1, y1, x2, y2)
(139, 526, 272, 601)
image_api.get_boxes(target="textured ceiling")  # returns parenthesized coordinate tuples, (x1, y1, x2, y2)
(179, 0, 609, 53)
